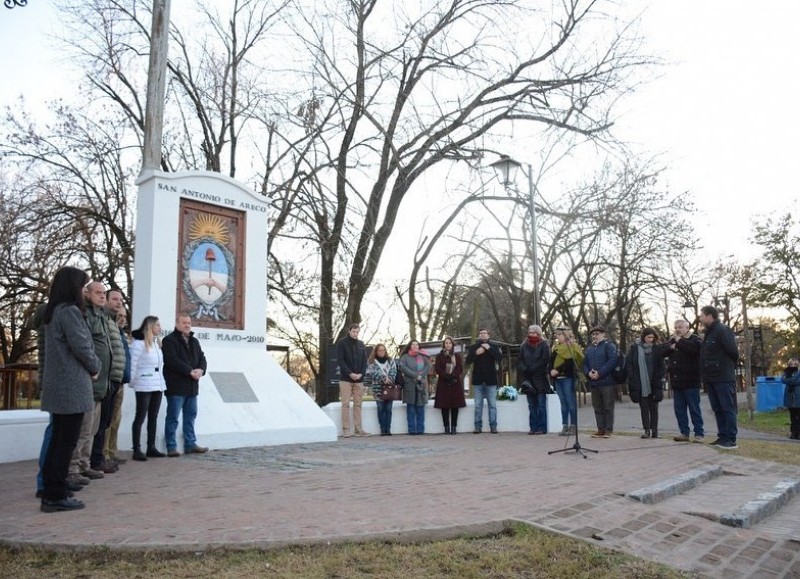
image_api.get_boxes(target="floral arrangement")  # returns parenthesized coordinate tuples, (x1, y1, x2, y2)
(496, 385, 519, 401)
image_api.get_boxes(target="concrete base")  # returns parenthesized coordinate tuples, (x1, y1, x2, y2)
(322, 394, 562, 434)
(0, 354, 337, 464)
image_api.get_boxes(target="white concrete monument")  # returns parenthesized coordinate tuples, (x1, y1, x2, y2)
(124, 170, 336, 450)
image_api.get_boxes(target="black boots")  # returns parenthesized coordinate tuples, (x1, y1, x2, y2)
(132, 449, 147, 461)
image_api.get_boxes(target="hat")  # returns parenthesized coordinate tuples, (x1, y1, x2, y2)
(590, 325, 605, 334)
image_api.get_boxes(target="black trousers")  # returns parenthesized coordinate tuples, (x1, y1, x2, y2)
(441, 408, 459, 430)
(132, 391, 163, 451)
(42, 413, 84, 501)
(90, 382, 120, 468)
(790, 408, 800, 438)
(639, 394, 659, 432)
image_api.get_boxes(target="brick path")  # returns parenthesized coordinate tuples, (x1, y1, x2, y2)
(1, 394, 799, 577)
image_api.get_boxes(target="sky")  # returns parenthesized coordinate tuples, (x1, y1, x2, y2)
(1, 0, 797, 263)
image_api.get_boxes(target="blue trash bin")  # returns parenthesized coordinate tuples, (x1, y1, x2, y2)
(755, 376, 784, 412)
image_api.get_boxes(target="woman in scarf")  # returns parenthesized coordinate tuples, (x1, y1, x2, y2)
(518, 325, 551, 435)
(626, 327, 666, 438)
(366, 343, 398, 435)
(549, 326, 585, 436)
(398, 340, 431, 435)
(434, 337, 465, 434)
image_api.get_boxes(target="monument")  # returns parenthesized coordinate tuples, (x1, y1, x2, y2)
(123, 169, 336, 450)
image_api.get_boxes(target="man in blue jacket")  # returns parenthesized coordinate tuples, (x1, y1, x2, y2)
(699, 305, 740, 449)
(582, 325, 618, 438)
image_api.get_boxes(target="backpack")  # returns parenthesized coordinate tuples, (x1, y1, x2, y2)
(606, 342, 628, 384)
(611, 347, 627, 384)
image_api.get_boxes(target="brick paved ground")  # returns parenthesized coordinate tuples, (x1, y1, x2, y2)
(1, 393, 799, 577)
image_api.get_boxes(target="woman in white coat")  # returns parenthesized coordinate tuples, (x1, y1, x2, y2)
(129, 316, 166, 461)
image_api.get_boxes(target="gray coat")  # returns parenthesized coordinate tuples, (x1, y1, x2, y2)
(398, 353, 430, 406)
(41, 303, 101, 415)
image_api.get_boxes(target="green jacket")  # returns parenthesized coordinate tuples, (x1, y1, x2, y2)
(106, 309, 125, 383)
(85, 303, 112, 400)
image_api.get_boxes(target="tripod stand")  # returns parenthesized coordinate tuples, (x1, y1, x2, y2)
(548, 342, 598, 459)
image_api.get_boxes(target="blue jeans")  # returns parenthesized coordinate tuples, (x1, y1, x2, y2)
(165, 395, 199, 451)
(406, 404, 425, 434)
(527, 393, 547, 433)
(37, 417, 53, 492)
(376, 400, 394, 434)
(473, 384, 498, 431)
(554, 377, 577, 427)
(673, 388, 704, 437)
(706, 381, 737, 443)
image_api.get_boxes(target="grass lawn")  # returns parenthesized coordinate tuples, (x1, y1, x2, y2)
(0, 523, 695, 579)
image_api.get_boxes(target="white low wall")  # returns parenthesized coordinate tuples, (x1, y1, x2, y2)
(0, 410, 48, 463)
(322, 394, 562, 434)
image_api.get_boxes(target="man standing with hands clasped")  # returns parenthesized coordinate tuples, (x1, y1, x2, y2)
(336, 323, 369, 438)
(466, 328, 503, 434)
(162, 313, 208, 456)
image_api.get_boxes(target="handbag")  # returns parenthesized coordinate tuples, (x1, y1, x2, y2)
(381, 383, 403, 401)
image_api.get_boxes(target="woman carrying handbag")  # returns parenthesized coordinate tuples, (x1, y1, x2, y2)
(366, 344, 398, 435)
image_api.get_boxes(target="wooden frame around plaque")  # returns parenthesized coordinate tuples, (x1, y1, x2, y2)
(176, 199, 246, 330)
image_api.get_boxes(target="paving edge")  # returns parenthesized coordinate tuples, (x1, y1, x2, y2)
(719, 478, 800, 529)
(626, 465, 723, 504)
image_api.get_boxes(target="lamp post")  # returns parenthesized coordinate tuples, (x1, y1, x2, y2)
(489, 154, 541, 326)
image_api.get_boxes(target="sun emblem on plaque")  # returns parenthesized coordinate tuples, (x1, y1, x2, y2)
(181, 213, 235, 321)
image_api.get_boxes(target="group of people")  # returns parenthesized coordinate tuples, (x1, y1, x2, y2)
(337, 304, 744, 450)
(36, 266, 209, 513)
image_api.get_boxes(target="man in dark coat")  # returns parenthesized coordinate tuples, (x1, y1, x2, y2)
(162, 313, 208, 456)
(699, 305, 739, 449)
(663, 319, 704, 442)
(336, 323, 369, 437)
(466, 328, 503, 433)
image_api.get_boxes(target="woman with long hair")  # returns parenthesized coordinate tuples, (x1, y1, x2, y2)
(366, 343, 398, 435)
(549, 326, 585, 436)
(40, 266, 101, 512)
(434, 337, 465, 434)
(398, 340, 430, 435)
(626, 327, 666, 439)
(129, 316, 166, 460)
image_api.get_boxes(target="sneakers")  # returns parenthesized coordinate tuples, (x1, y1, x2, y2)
(41, 497, 85, 513)
(186, 446, 208, 454)
(692, 436, 705, 443)
(559, 425, 570, 436)
(354, 431, 371, 437)
(602, 432, 611, 438)
(81, 468, 104, 480)
(167, 450, 181, 457)
(673, 434, 690, 442)
(715, 440, 738, 450)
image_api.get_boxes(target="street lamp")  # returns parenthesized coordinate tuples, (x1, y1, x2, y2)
(489, 154, 541, 326)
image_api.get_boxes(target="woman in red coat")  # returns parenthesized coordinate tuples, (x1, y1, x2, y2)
(434, 337, 466, 434)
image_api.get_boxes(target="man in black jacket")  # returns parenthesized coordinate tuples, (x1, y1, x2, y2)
(665, 319, 704, 442)
(699, 305, 740, 449)
(163, 314, 208, 456)
(466, 328, 502, 433)
(336, 323, 369, 437)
